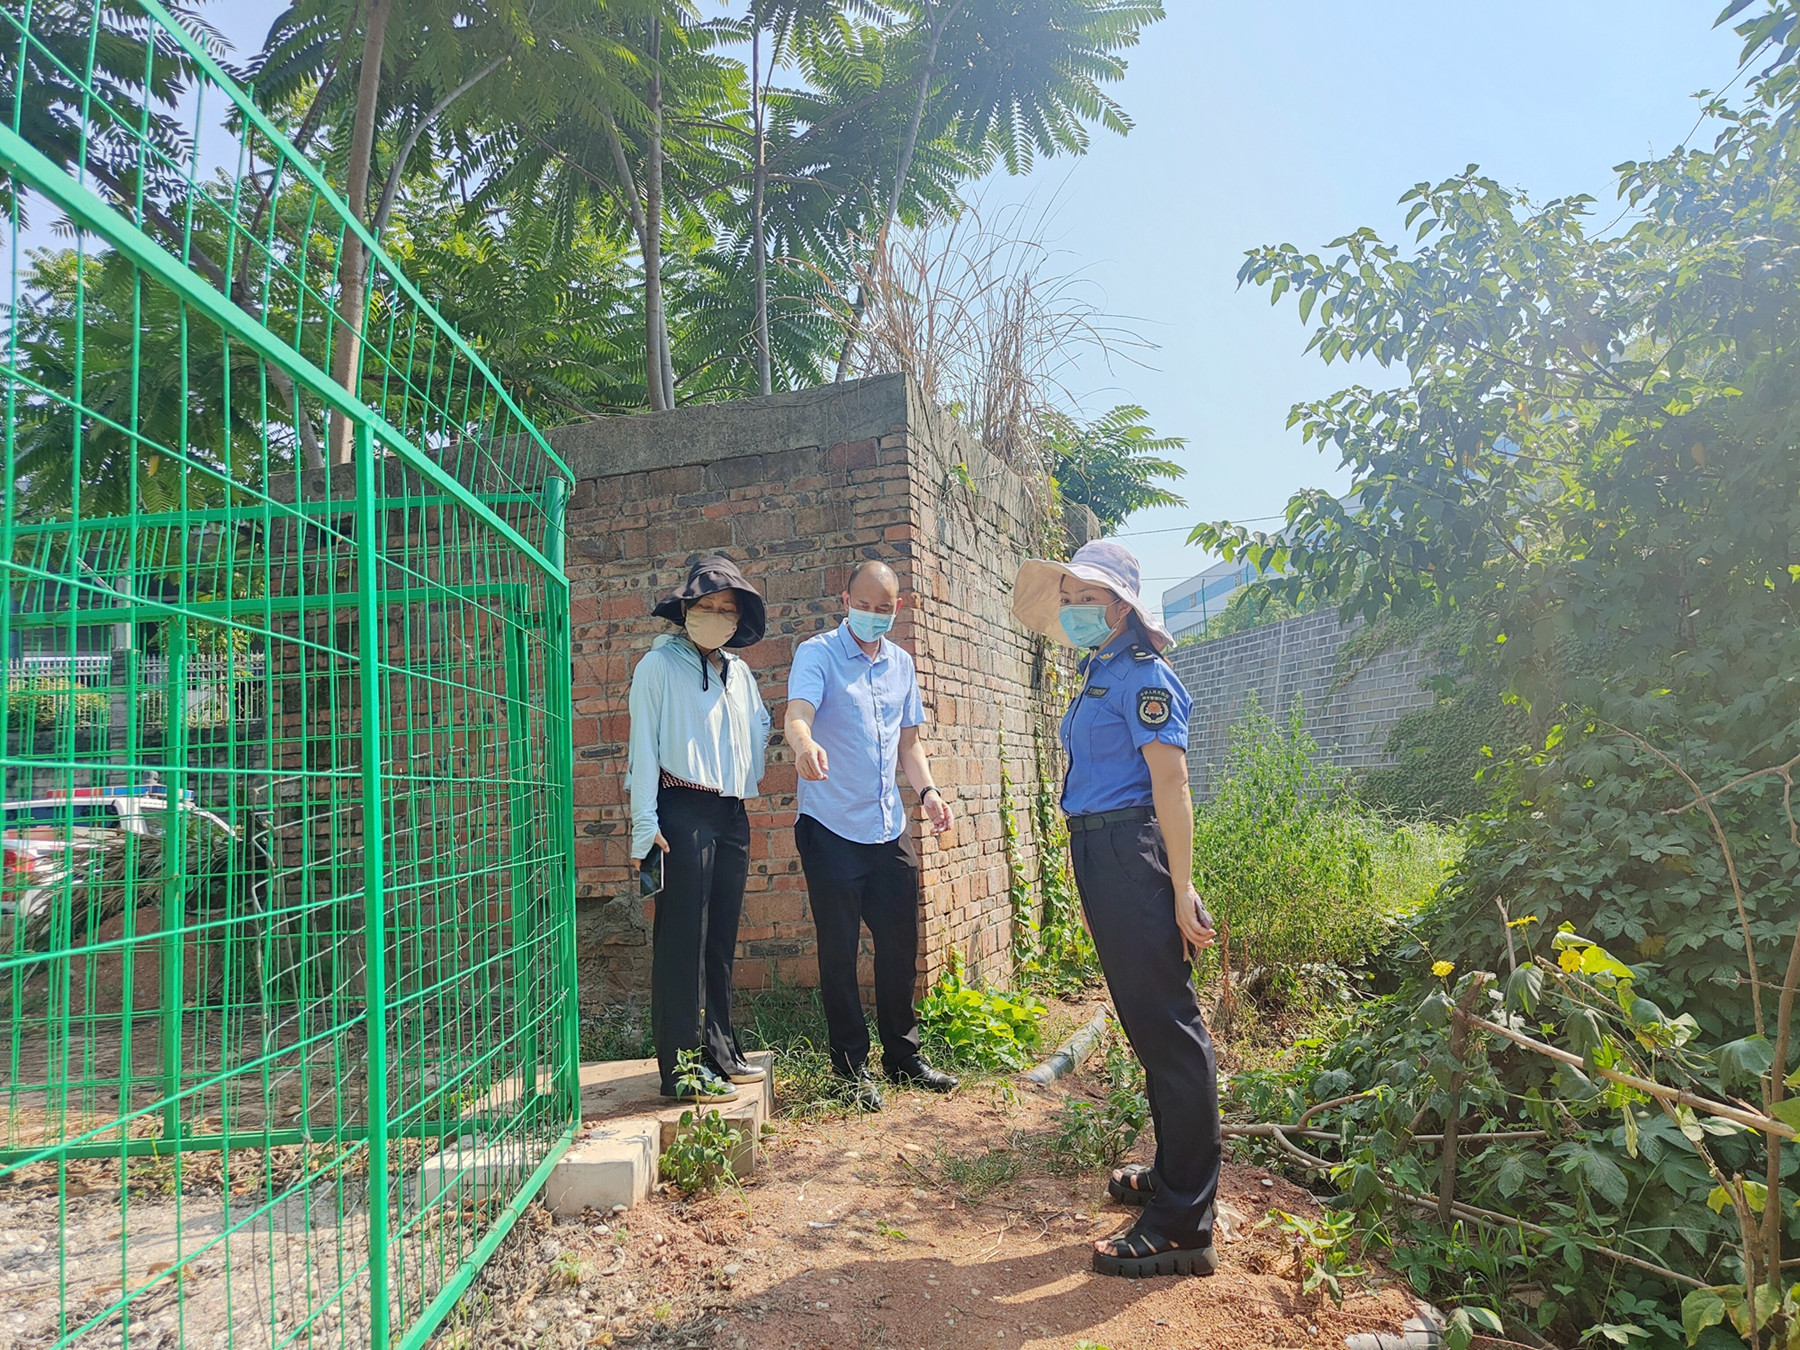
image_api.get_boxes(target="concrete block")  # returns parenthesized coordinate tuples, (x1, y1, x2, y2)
(543, 1116, 660, 1216)
(537, 1052, 777, 1216)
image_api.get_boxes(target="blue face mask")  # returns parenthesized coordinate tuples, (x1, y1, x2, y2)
(847, 606, 895, 642)
(1059, 603, 1115, 649)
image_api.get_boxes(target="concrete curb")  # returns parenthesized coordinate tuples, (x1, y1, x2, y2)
(1021, 1006, 1110, 1086)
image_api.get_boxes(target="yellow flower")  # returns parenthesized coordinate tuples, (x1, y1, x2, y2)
(1559, 947, 1584, 972)
(1506, 914, 1541, 929)
(1432, 960, 1455, 978)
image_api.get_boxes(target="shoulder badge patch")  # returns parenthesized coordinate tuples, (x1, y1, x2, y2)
(1136, 687, 1172, 729)
(1130, 646, 1156, 661)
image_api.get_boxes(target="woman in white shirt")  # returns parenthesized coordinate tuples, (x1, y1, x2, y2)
(628, 556, 773, 1102)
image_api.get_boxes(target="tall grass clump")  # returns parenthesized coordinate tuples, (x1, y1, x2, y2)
(1196, 695, 1457, 1001)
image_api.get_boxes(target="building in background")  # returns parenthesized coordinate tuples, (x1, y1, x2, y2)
(1160, 492, 1363, 640)
(1162, 557, 1256, 640)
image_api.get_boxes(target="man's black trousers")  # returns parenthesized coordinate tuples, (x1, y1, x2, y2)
(794, 813, 922, 1077)
(1070, 816, 1222, 1246)
(651, 785, 750, 1092)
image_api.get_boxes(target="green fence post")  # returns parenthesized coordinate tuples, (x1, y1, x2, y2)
(503, 622, 537, 1103)
(542, 477, 579, 1116)
(161, 624, 188, 1144)
(356, 423, 393, 1349)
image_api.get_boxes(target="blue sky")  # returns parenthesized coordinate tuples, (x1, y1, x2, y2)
(971, 1, 1752, 611)
(199, 4, 1751, 614)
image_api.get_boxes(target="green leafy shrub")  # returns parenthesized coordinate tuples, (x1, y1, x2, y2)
(1047, 1044, 1148, 1172)
(1222, 923, 1768, 1348)
(1193, 695, 1385, 978)
(917, 960, 1045, 1071)
(657, 1050, 744, 1196)
(6, 677, 108, 730)
(659, 1107, 743, 1197)
(1264, 1208, 1367, 1306)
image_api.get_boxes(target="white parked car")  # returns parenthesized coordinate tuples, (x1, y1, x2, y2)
(1, 784, 250, 955)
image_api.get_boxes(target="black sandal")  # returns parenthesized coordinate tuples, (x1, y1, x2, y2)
(1092, 1220, 1217, 1279)
(1107, 1164, 1156, 1207)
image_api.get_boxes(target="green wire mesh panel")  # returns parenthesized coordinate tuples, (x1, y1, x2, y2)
(1, 4, 579, 1348)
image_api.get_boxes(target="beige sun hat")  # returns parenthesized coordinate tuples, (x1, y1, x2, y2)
(1012, 539, 1175, 652)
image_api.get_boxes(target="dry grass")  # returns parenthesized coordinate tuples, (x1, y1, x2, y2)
(831, 199, 1147, 511)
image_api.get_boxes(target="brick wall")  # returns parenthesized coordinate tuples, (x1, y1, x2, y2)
(548, 376, 1064, 1012)
(1170, 608, 1437, 800)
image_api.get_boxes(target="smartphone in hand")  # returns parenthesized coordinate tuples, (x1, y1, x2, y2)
(640, 849, 664, 899)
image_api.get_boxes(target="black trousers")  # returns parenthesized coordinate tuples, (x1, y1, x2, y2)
(794, 813, 923, 1077)
(651, 786, 750, 1091)
(1071, 817, 1222, 1245)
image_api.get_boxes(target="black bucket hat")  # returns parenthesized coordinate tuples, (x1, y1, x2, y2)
(651, 554, 767, 649)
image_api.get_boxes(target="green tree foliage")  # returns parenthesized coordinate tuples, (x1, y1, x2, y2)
(1194, 6, 1800, 1040)
(1199, 5, 1800, 1343)
(1047, 403, 1186, 534)
(242, 0, 1163, 412)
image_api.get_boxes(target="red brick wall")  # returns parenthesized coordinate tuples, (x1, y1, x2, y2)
(551, 377, 1066, 1011)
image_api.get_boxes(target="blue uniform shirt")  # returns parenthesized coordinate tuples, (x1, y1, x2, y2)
(788, 620, 926, 845)
(1059, 628, 1191, 817)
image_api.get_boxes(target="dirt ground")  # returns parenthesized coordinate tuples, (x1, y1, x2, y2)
(428, 1018, 1425, 1350)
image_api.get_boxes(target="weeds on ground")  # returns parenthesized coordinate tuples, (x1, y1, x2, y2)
(549, 1250, 585, 1288)
(736, 979, 855, 1119)
(1264, 1208, 1366, 1306)
(932, 1142, 1023, 1200)
(917, 957, 1044, 1071)
(1047, 1043, 1148, 1172)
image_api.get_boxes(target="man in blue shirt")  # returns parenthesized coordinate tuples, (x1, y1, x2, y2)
(783, 560, 959, 1110)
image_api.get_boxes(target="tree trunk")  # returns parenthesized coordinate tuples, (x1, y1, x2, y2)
(644, 19, 674, 411)
(327, 0, 393, 465)
(372, 51, 509, 238)
(595, 107, 664, 412)
(834, 0, 959, 382)
(752, 22, 771, 397)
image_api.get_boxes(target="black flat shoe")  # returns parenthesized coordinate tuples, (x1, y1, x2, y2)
(888, 1059, 959, 1092)
(1107, 1164, 1155, 1207)
(1092, 1220, 1217, 1279)
(838, 1067, 884, 1112)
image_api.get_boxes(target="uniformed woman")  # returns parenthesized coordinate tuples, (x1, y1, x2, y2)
(1013, 540, 1221, 1279)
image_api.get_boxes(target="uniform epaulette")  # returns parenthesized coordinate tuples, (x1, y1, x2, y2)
(1129, 644, 1158, 662)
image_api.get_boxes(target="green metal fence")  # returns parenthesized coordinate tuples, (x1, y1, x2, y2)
(1, 3, 578, 1347)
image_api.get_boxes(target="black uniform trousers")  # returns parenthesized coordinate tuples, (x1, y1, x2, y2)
(1071, 816, 1222, 1246)
(794, 813, 923, 1078)
(651, 785, 751, 1092)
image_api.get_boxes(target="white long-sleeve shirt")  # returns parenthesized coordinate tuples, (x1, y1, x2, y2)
(626, 634, 771, 860)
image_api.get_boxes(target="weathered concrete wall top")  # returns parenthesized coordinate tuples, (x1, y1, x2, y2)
(548, 376, 911, 479)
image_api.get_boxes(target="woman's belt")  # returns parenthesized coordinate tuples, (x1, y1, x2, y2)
(659, 769, 719, 794)
(1066, 806, 1155, 833)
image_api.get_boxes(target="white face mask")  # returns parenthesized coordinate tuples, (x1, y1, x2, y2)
(685, 610, 738, 652)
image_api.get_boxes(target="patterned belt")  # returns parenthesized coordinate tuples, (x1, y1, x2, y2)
(659, 769, 719, 794)
(1066, 806, 1155, 833)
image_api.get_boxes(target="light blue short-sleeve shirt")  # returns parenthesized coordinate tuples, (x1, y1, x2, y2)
(788, 620, 925, 845)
